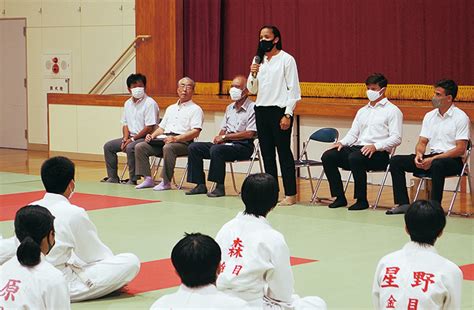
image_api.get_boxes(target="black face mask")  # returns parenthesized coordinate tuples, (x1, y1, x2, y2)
(46, 232, 55, 255)
(259, 39, 275, 52)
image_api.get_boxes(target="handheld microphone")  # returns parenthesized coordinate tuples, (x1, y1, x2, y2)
(252, 55, 262, 78)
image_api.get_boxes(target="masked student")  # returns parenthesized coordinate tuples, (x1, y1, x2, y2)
(0, 205, 70, 309)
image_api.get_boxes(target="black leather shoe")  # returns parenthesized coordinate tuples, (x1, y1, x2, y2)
(348, 199, 369, 211)
(185, 184, 208, 195)
(386, 204, 410, 215)
(328, 197, 348, 208)
(207, 184, 225, 197)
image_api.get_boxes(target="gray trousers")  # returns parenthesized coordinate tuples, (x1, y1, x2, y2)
(135, 141, 190, 182)
(103, 138, 144, 181)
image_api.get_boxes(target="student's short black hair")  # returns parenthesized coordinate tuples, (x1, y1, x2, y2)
(171, 233, 221, 288)
(40, 156, 75, 194)
(365, 73, 388, 88)
(15, 205, 55, 267)
(434, 79, 458, 101)
(405, 200, 446, 246)
(126, 73, 147, 88)
(241, 173, 279, 217)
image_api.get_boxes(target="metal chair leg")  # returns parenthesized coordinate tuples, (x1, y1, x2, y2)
(344, 172, 352, 193)
(469, 172, 473, 195)
(413, 178, 424, 202)
(229, 163, 240, 194)
(311, 170, 325, 204)
(306, 166, 315, 196)
(447, 177, 462, 216)
(177, 163, 188, 189)
(120, 164, 128, 182)
(373, 166, 390, 209)
(152, 158, 162, 180)
(246, 156, 256, 178)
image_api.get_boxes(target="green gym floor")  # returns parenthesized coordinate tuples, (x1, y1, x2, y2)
(0, 171, 473, 309)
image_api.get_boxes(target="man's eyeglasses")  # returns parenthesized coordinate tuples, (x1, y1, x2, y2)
(178, 84, 193, 90)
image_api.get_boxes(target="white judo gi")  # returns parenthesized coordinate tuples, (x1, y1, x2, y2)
(150, 284, 249, 309)
(31, 193, 141, 302)
(373, 241, 463, 310)
(0, 254, 70, 309)
(215, 212, 326, 309)
(0, 235, 17, 265)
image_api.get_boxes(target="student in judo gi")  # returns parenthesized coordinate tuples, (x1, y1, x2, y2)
(0, 205, 70, 309)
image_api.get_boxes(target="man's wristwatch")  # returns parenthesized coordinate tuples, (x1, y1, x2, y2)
(221, 135, 226, 141)
(284, 114, 292, 119)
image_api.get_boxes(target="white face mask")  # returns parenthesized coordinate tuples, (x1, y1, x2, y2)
(68, 181, 75, 199)
(229, 87, 243, 101)
(131, 87, 145, 99)
(366, 88, 384, 102)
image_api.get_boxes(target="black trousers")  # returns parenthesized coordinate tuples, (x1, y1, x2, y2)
(255, 106, 297, 196)
(321, 146, 389, 200)
(186, 141, 254, 184)
(390, 154, 463, 204)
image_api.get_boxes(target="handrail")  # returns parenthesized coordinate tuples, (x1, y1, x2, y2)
(89, 35, 151, 94)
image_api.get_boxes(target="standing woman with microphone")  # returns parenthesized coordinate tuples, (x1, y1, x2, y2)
(0, 205, 70, 309)
(247, 25, 301, 206)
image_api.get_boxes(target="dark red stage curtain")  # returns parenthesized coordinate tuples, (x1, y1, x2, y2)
(220, 0, 474, 85)
(183, 0, 222, 83)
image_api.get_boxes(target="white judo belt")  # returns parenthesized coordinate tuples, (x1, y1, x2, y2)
(66, 263, 95, 288)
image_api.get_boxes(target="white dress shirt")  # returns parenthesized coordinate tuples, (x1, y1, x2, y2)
(339, 98, 403, 152)
(0, 255, 70, 309)
(159, 100, 204, 134)
(373, 241, 462, 310)
(30, 193, 114, 269)
(220, 98, 257, 133)
(419, 105, 470, 154)
(247, 50, 301, 115)
(150, 284, 249, 309)
(216, 212, 326, 309)
(121, 94, 159, 136)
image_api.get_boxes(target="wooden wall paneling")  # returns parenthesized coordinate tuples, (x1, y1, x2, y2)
(135, 0, 183, 95)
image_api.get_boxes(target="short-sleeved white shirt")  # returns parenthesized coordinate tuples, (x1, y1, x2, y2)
(121, 95, 159, 136)
(159, 100, 204, 134)
(419, 105, 470, 154)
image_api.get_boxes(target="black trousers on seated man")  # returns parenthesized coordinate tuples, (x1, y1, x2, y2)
(390, 154, 463, 204)
(321, 146, 390, 201)
(187, 140, 254, 185)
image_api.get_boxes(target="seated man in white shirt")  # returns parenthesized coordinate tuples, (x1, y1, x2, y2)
(321, 73, 403, 210)
(373, 200, 463, 309)
(135, 77, 204, 191)
(387, 79, 470, 214)
(216, 173, 326, 309)
(31, 156, 140, 302)
(0, 205, 70, 309)
(150, 232, 247, 309)
(185, 75, 257, 197)
(103, 73, 159, 185)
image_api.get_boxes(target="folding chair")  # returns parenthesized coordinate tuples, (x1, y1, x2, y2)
(118, 116, 162, 183)
(150, 155, 188, 189)
(412, 140, 472, 216)
(294, 128, 339, 203)
(343, 147, 396, 209)
(209, 138, 264, 194)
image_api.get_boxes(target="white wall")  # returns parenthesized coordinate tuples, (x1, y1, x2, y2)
(1, 0, 135, 145)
